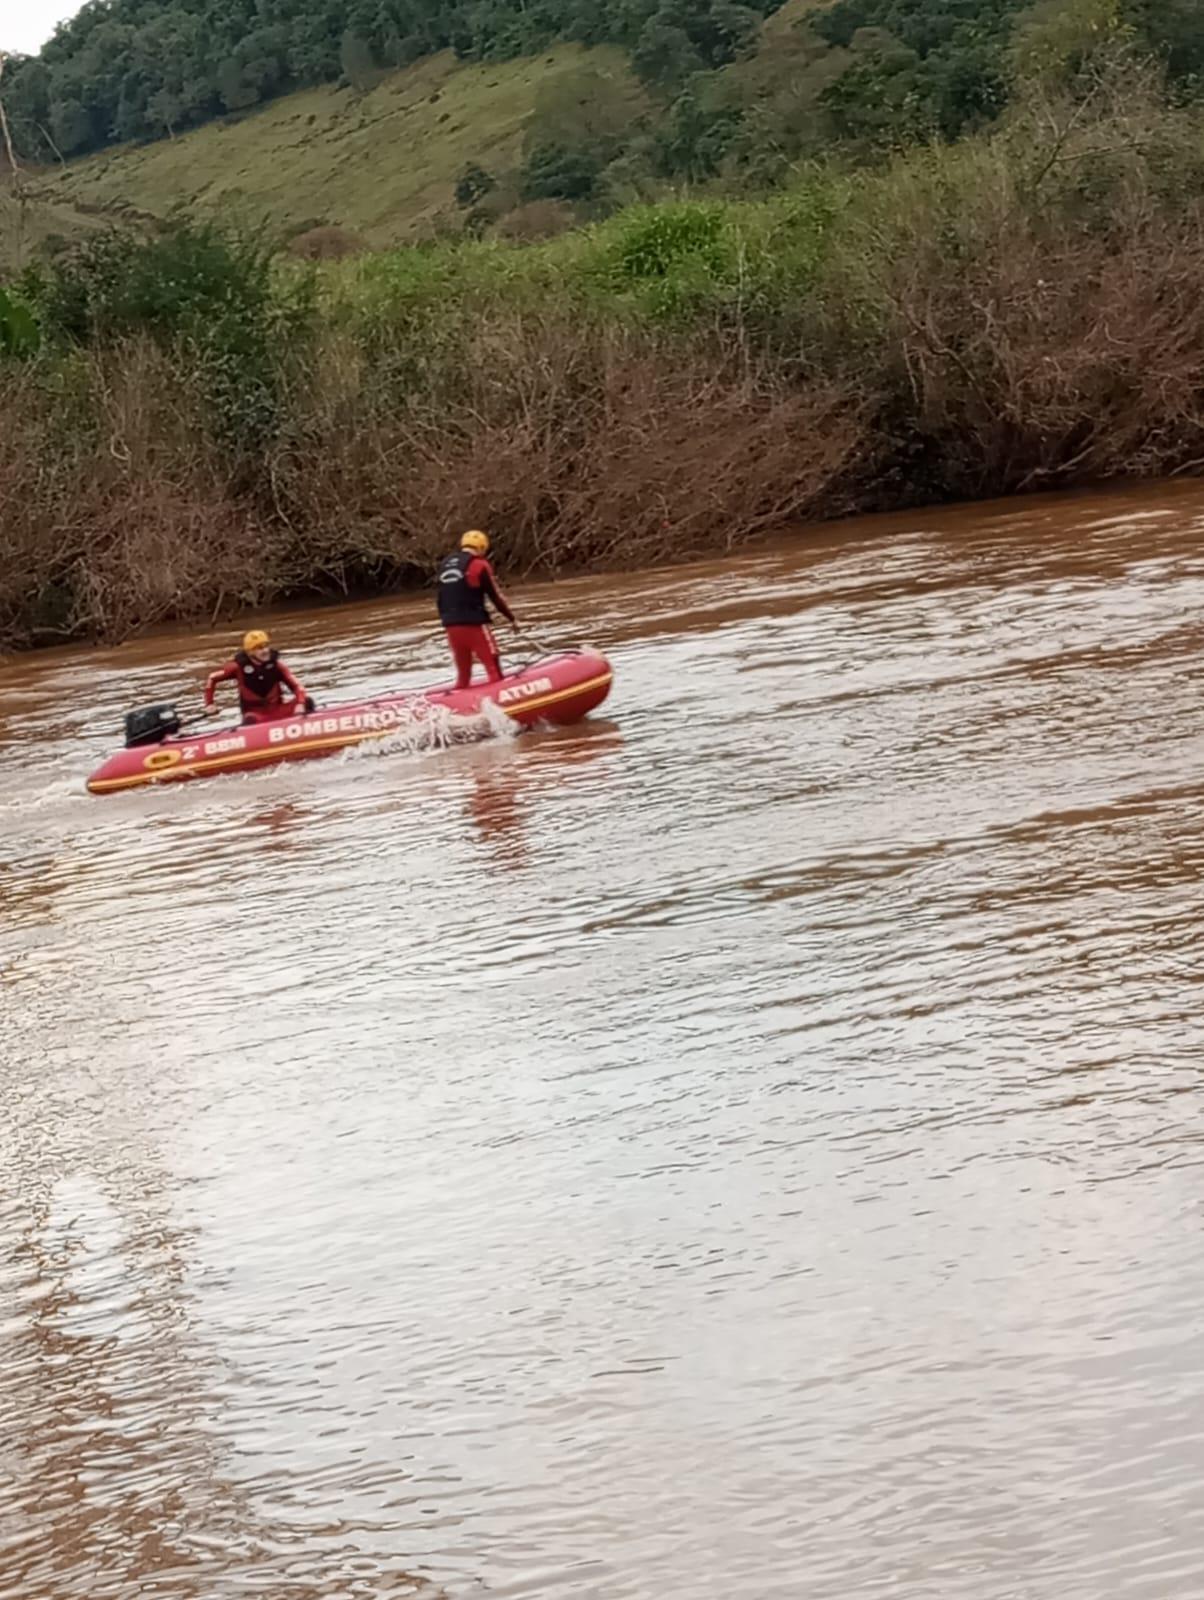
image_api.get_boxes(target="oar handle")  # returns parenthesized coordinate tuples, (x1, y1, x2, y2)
(514, 626, 572, 656)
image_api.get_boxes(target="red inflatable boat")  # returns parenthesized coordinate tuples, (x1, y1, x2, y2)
(86, 648, 613, 795)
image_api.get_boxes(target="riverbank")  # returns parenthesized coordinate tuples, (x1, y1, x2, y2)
(3, 61, 1204, 650)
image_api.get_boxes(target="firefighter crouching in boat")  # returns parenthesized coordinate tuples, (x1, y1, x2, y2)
(204, 630, 313, 725)
(437, 530, 518, 688)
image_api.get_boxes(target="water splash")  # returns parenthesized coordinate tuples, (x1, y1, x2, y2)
(343, 693, 518, 762)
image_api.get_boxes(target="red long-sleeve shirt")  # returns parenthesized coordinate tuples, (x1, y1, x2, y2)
(465, 556, 516, 623)
(204, 655, 306, 712)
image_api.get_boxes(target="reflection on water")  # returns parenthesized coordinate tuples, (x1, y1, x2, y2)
(462, 724, 624, 870)
(246, 800, 314, 854)
(6, 481, 1204, 1600)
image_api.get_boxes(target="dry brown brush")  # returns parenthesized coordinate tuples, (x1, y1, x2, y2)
(835, 144, 1204, 500)
(0, 343, 281, 647)
(0, 319, 866, 647)
(269, 317, 867, 583)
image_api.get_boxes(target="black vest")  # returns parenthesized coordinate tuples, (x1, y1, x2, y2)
(235, 648, 284, 704)
(437, 550, 488, 626)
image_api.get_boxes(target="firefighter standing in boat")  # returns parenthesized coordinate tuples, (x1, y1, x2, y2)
(204, 630, 312, 725)
(437, 531, 519, 687)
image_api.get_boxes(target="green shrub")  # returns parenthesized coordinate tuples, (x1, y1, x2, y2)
(34, 222, 274, 345)
(0, 288, 40, 358)
(611, 201, 730, 280)
(26, 222, 318, 452)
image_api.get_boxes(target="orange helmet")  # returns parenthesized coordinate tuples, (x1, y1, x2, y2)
(243, 629, 271, 652)
(460, 530, 490, 555)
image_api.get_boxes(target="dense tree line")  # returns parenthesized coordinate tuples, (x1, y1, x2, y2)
(1, 0, 1199, 183)
(0, 0, 778, 161)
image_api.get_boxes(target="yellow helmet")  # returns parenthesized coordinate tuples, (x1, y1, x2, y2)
(460, 529, 490, 555)
(243, 629, 271, 652)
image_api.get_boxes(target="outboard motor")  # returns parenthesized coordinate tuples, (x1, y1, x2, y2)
(123, 703, 182, 748)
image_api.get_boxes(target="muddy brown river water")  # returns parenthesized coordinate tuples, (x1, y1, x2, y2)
(5, 483, 1204, 1600)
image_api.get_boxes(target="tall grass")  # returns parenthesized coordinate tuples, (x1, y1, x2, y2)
(3, 61, 1204, 648)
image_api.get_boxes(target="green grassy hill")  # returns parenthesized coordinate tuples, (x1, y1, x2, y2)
(0, 0, 885, 275)
(10, 44, 637, 270)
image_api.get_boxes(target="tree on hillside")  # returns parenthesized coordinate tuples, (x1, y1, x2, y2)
(340, 30, 378, 89)
(218, 60, 261, 114)
(634, 19, 703, 86)
(455, 161, 496, 205)
(520, 63, 644, 200)
(50, 94, 94, 154)
(1124, 0, 1204, 85)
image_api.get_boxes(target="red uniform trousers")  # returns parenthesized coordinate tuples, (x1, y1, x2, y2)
(445, 624, 502, 688)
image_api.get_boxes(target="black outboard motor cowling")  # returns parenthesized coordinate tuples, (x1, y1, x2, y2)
(124, 704, 182, 748)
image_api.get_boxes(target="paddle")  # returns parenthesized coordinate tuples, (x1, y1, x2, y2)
(510, 624, 577, 657)
(415, 622, 573, 663)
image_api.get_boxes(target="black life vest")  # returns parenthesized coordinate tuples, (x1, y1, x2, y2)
(234, 648, 285, 706)
(436, 550, 489, 626)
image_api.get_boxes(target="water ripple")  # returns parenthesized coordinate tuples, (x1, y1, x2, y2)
(5, 481, 1204, 1599)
